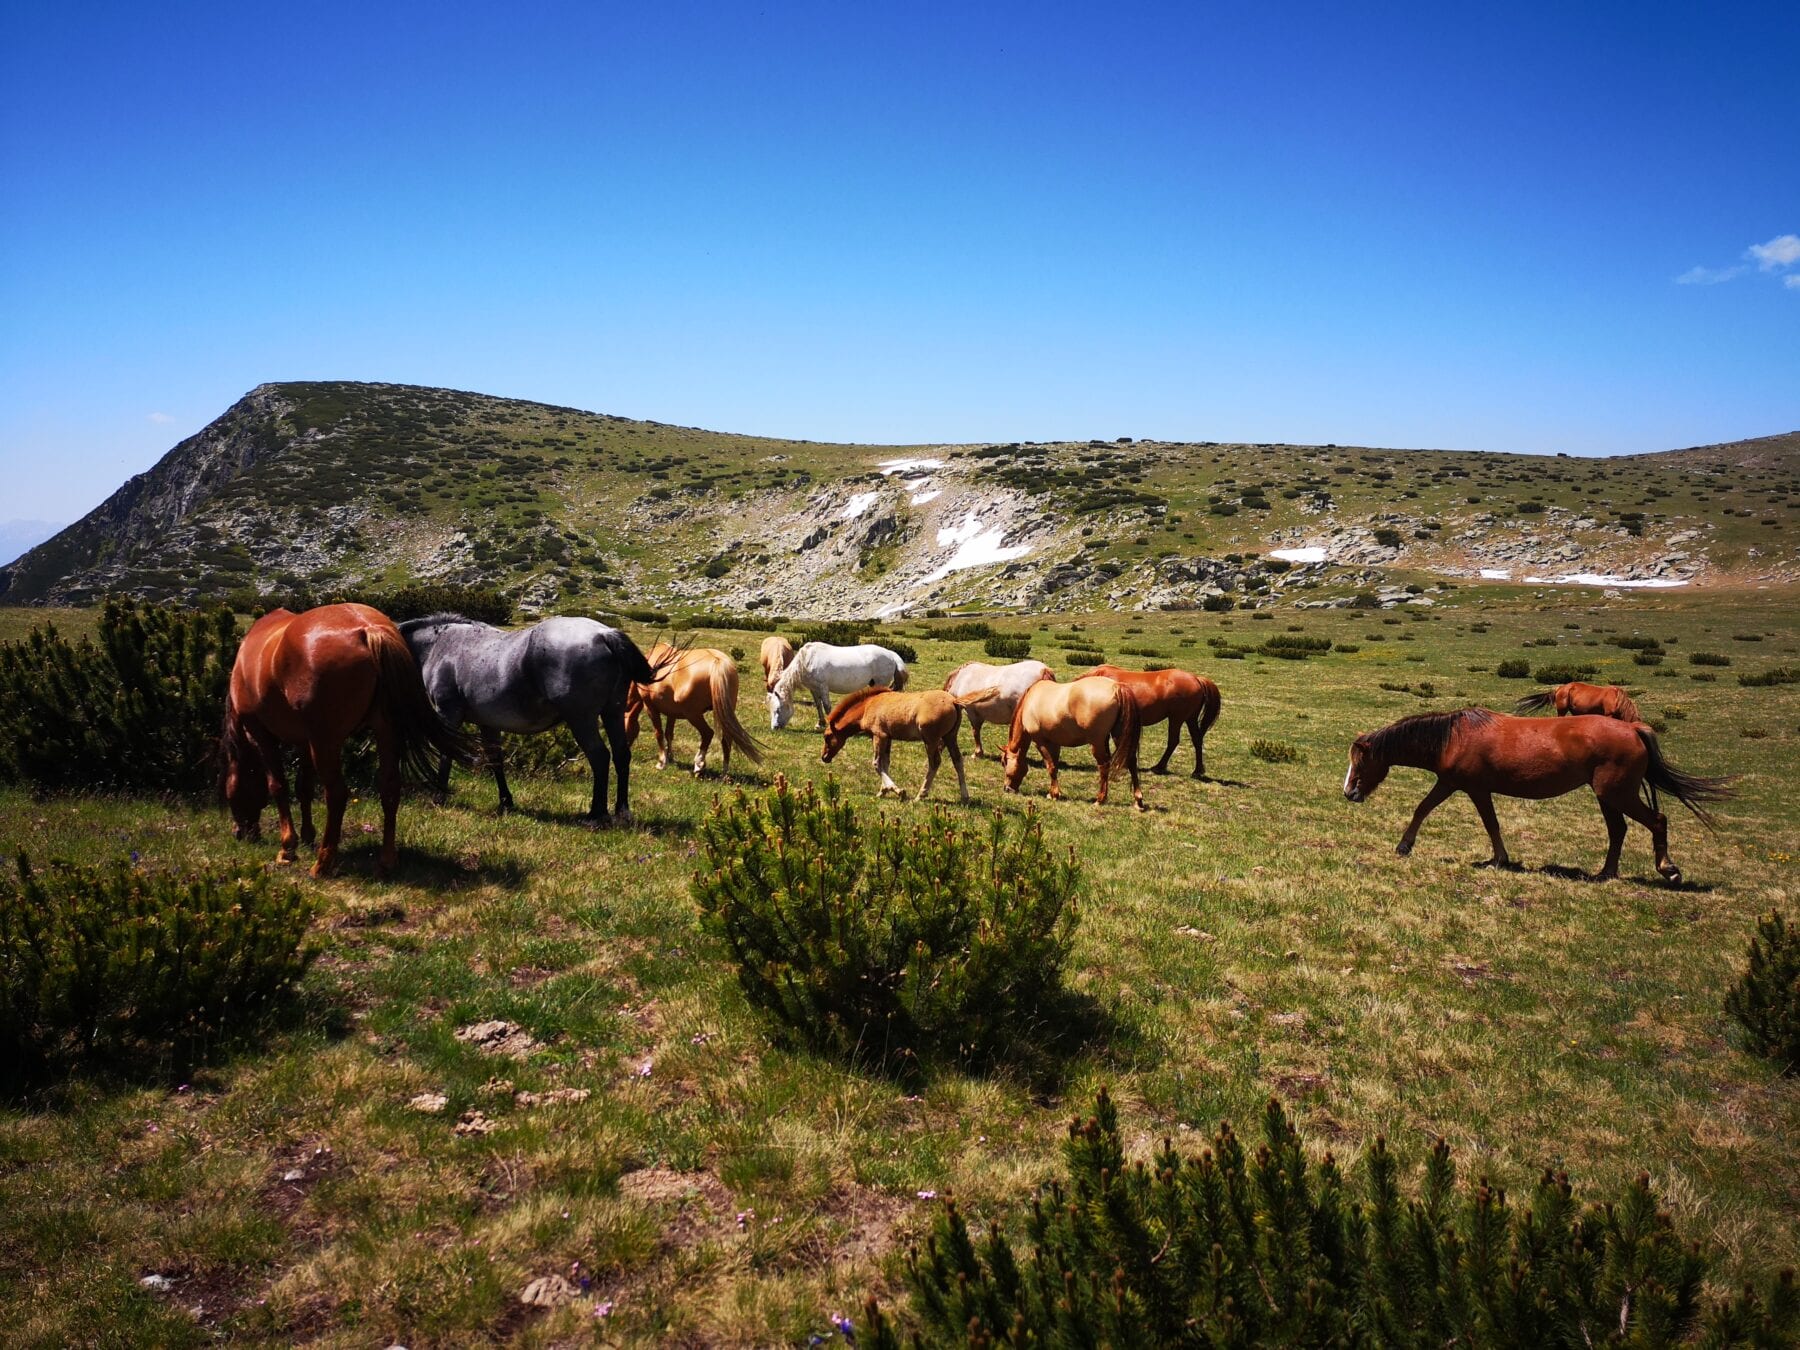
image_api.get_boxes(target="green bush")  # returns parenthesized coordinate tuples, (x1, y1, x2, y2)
(1690, 652, 1732, 667)
(1261, 634, 1331, 656)
(670, 611, 779, 633)
(0, 855, 316, 1073)
(1249, 739, 1300, 763)
(1726, 911, 1800, 1074)
(0, 598, 238, 792)
(1200, 593, 1234, 612)
(1740, 668, 1800, 688)
(1495, 659, 1531, 678)
(983, 635, 1031, 660)
(796, 620, 869, 648)
(1063, 648, 1106, 666)
(1533, 662, 1599, 684)
(935, 621, 995, 642)
(1373, 527, 1404, 548)
(869, 1089, 1798, 1348)
(692, 777, 1080, 1076)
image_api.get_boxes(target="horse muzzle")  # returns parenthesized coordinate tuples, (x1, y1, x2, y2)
(1344, 787, 1364, 803)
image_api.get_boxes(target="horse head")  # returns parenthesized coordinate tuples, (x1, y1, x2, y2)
(769, 661, 800, 729)
(219, 707, 269, 839)
(1000, 744, 1030, 793)
(1343, 736, 1389, 802)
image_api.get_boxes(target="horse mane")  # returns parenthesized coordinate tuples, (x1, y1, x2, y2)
(397, 611, 490, 635)
(826, 685, 889, 725)
(1359, 707, 1495, 762)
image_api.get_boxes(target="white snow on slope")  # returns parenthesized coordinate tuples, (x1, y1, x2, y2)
(910, 489, 941, 505)
(878, 458, 943, 475)
(1269, 546, 1327, 563)
(1522, 573, 1688, 589)
(926, 513, 1030, 582)
(841, 491, 878, 520)
(1480, 568, 1511, 580)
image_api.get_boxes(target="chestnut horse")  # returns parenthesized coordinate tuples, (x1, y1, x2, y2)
(820, 685, 996, 802)
(1515, 681, 1641, 722)
(941, 658, 1055, 757)
(759, 635, 796, 692)
(222, 604, 474, 877)
(1001, 676, 1145, 809)
(625, 642, 763, 776)
(1343, 708, 1730, 883)
(1078, 664, 1221, 777)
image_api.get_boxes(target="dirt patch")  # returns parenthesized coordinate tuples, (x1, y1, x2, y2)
(618, 1166, 738, 1250)
(455, 1020, 539, 1058)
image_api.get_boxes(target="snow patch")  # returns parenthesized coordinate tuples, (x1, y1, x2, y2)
(1521, 573, 1689, 589)
(910, 488, 941, 505)
(1479, 568, 1511, 580)
(878, 458, 943, 476)
(926, 513, 1030, 582)
(1269, 546, 1327, 563)
(841, 491, 878, 520)
(938, 514, 985, 548)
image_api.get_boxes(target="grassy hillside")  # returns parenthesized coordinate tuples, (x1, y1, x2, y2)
(3, 381, 1797, 615)
(2, 589, 1797, 1344)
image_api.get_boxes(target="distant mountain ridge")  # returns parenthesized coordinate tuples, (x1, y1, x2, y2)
(2, 381, 1795, 615)
(0, 521, 64, 568)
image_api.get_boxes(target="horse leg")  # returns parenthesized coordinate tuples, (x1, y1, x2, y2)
(373, 721, 402, 876)
(652, 710, 673, 770)
(310, 741, 349, 878)
(247, 727, 297, 862)
(1041, 745, 1063, 800)
(1617, 792, 1680, 884)
(1467, 790, 1514, 869)
(481, 727, 514, 814)
(947, 736, 970, 804)
(814, 683, 832, 729)
(1395, 777, 1455, 857)
(602, 702, 633, 824)
(874, 736, 901, 797)
(1189, 715, 1207, 779)
(692, 714, 713, 777)
(430, 695, 464, 805)
(1154, 719, 1179, 775)
(1596, 801, 1628, 882)
(917, 739, 941, 802)
(296, 755, 316, 846)
(569, 717, 612, 826)
(1091, 739, 1111, 806)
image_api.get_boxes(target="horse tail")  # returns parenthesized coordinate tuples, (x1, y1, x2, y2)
(1636, 726, 1733, 829)
(891, 659, 910, 691)
(1108, 684, 1142, 781)
(601, 626, 668, 686)
(1513, 690, 1555, 715)
(365, 625, 480, 780)
(216, 695, 256, 800)
(1194, 675, 1222, 738)
(949, 686, 1003, 709)
(710, 659, 764, 763)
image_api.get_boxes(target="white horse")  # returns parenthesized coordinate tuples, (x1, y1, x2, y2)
(941, 659, 1055, 757)
(768, 642, 909, 729)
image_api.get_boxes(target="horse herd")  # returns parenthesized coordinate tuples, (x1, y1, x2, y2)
(220, 605, 1731, 885)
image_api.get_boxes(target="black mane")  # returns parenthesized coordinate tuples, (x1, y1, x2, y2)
(1358, 707, 1495, 764)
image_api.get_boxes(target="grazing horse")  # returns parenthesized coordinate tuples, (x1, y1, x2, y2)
(1001, 676, 1145, 810)
(624, 642, 763, 776)
(941, 659, 1055, 758)
(1515, 681, 1642, 722)
(399, 614, 670, 825)
(222, 603, 475, 877)
(1078, 664, 1221, 778)
(759, 634, 796, 692)
(1343, 708, 1731, 883)
(768, 641, 909, 729)
(820, 685, 997, 802)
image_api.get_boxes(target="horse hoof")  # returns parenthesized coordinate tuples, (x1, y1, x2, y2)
(614, 809, 633, 827)
(300, 828, 316, 845)
(1151, 766, 1169, 776)
(1395, 842, 1413, 857)
(1663, 868, 1682, 886)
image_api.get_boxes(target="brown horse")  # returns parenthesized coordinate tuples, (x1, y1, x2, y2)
(624, 642, 763, 776)
(819, 685, 995, 802)
(1515, 681, 1642, 722)
(221, 604, 474, 877)
(1343, 708, 1730, 883)
(759, 635, 795, 692)
(1001, 676, 1145, 809)
(1078, 664, 1221, 777)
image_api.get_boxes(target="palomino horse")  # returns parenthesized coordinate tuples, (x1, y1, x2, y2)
(1078, 664, 1221, 777)
(222, 603, 475, 877)
(399, 614, 671, 825)
(1343, 708, 1731, 883)
(625, 642, 763, 776)
(768, 641, 908, 729)
(1001, 676, 1145, 809)
(820, 684, 997, 802)
(941, 659, 1054, 758)
(759, 635, 795, 691)
(1514, 681, 1642, 722)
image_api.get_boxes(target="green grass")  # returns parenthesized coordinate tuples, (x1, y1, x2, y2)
(2, 591, 1798, 1344)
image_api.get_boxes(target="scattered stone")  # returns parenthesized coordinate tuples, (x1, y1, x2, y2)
(519, 1274, 579, 1307)
(515, 1087, 592, 1109)
(479, 1077, 515, 1097)
(454, 1020, 538, 1058)
(140, 1274, 173, 1292)
(408, 1092, 448, 1114)
(1174, 925, 1217, 941)
(454, 1110, 501, 1137)
(281, 1168, 306, 1182)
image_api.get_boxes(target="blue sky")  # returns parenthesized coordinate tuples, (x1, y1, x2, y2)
(2, 1, 1796, 523)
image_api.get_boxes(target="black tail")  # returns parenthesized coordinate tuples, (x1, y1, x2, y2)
(1637, 727, 1733, 829)
(366, 626, 480, 782)
(1513, 690, 1555, 714)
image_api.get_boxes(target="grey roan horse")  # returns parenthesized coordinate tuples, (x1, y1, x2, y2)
(399, 614, 671, 824)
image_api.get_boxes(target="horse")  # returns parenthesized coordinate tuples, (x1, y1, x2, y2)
(941, 659, 1055, 758)
(1343, 707, 1731, 883)
(624, 642, 763, 776)
(1077, 664, 1221, 777)
(221, 603, 476, 877)
(759, 634, 796, 692)
(820, 685, 997, 802)
(1000, 676, 1145, 809)
(768, 641, 909, 730)
(1514, 681, 1642, 722)
(398, 613, 672, 825)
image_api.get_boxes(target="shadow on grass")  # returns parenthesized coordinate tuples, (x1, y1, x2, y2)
(331, 841, 531, 889)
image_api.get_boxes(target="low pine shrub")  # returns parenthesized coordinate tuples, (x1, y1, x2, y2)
(1261, 635, 1331, 657)
(1063, 648, 1106, 666)
(1634, 652, 1665, 666)
(1690, 651, 1732, 667)
(1725, 911, 1800, 1074)
(0, 855, 316, 1073)
(1200, 593, 1234, 612)
(0, 598, 238, 793)
(1495, 659, 1531, 678)
(1249, 739, 1300, 763)
(692, 777, 1080, 1076)
(356, 583, 512, 625)
(671, 611, 778, 633)
(935, 621, 995, 642)
(1533, 662, 1599, 684)
(983, 635, 1031, 660)
(1740, 668, 1800, 688)
(797, 620, 870, 648)
(867, 1089, 1798, 1348)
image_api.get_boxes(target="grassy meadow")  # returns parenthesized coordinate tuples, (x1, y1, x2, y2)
(2, 588, 1798, 1346)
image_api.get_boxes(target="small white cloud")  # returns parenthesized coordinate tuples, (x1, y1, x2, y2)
(1675, 264, 1744, 285)
(1747, 233, 1800, 270)
(1786, 274, 1800, 290)
(146, 411, 174, 424)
